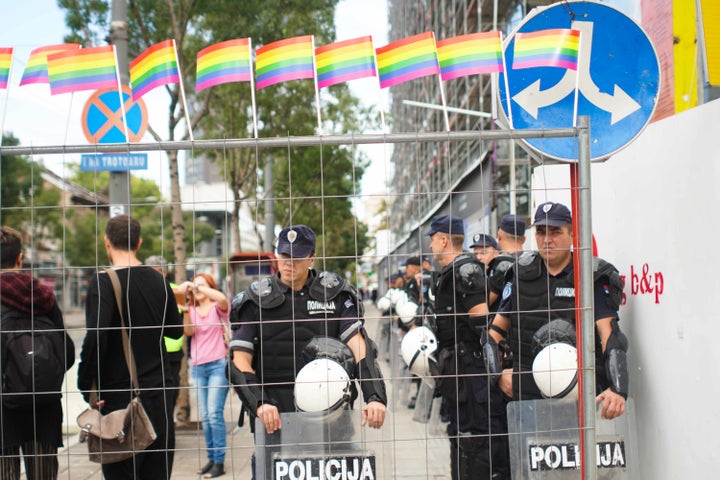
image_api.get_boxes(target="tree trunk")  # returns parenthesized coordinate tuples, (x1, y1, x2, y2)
(167, 148, 190, 425)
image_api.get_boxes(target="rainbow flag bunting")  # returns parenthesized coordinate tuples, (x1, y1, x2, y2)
(196, 38, 252, 92)
(376, 32, 439, 89)
(0, 48, 13, 89)
(130, 40, 180, 100)
(436, 32, 504, 81)
(512, 28, 580, 70)
(255, 35, 315, 90)
(20, 43, 81, 86)
(315, 36, 376, 89)
(47, 45, 118, 95)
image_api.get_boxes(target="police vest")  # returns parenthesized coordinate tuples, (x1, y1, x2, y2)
(243, 271, 358, 386)
(432, 253, 486, 350)
(509, 252, 622, 398)
(487, 254, 515, 311)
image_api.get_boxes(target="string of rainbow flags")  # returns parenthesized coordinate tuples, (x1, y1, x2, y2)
(0, 29, 580, 141)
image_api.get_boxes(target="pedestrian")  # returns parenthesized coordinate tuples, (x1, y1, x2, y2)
(0, 226, 75, 480)
(425, 215, 509, 480)
(487, 202, 628, 420)
(228, 225, 387, 478)
(178, 273, 230, 478)
(78, 215, 183, 479)
(496, 214, 526, 254)
(145, 255, 185, 422)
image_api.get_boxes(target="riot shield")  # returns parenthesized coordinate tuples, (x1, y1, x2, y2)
(507, 398, 639, 479)
(255, 409, 387, 480)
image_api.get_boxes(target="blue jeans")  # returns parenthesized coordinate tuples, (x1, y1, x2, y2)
(192, 357, 229, 464)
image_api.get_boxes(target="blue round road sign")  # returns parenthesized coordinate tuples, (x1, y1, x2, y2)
(82, 85, 148, 143)
(498, 1, 660, 162)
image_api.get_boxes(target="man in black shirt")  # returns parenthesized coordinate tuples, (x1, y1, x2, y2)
(78, 215, 183, 479)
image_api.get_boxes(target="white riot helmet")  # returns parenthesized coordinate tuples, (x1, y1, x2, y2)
(531, 319, 578, 399)
(400, 326, 438, 387)
(532, 343, 579, 399)
(376, 296, 392, 312)
(395, 300, 419, 326)
(294, 337, 354, 420)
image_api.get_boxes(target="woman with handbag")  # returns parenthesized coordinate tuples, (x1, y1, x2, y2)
(180, 273, 230, 479)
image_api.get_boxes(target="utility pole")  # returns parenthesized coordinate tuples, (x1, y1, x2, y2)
(109, 0, 130, 216)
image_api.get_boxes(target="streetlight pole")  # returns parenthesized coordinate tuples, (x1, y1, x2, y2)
(109, 0, 130, 216)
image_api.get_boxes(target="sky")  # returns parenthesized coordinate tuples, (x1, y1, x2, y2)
(0, 0, 390, 200)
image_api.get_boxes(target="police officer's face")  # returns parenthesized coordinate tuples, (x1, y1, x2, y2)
(277, 253, 315, 288)
(535, 224, 573, 266)
(428, 233, 447, 261)
(473, 246, 498, 268)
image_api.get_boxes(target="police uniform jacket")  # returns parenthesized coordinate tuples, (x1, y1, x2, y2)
(230, 270, 362, 410)
(497, 252, 622, 400)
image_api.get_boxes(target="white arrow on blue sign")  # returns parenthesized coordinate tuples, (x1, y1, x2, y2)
(498, 1, 660, 162)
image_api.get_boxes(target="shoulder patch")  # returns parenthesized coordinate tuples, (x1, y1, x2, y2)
(502, 282, 513, 300)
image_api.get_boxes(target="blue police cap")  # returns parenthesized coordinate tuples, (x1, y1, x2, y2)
(469, 233, 499, 250)
(424, 215, 465, 236)
(531, 202, 573, 228)
(276, 225, 316, 258)
(499, 214, 526, 236)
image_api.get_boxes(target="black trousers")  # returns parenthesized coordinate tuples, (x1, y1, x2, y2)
(0, 441, 58, 480)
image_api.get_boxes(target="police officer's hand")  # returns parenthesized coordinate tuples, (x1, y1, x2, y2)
(596, 388, 625, 419)
(362, 401, 386, 429)
(257, 404, 281, 434)
(498, 368, 513, 398)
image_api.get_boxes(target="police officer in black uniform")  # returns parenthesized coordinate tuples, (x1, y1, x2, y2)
(228, 225, 387, 435)
(425, 215, 509, 480)
(487, 202, 628, 420)
(470, 233, 515, 314)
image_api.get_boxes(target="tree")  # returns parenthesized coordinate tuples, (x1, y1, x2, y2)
(196, 1, 372, 272)
(0, 133, 62, 245)
(65, 167, 214, 267)
(59, 1, 372, 275)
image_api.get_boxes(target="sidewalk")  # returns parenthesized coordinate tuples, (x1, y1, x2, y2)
(56, 302, 451, 479)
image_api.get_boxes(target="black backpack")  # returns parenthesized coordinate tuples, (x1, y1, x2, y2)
(1, 305, 69, 409)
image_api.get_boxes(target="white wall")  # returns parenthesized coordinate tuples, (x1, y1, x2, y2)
(530, 99, 720, 478)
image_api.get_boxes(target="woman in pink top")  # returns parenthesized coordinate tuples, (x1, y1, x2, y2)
(180, 273, 229, 478)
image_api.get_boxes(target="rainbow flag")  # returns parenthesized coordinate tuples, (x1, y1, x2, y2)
(130, 40, 180, 100)
(512, 28, 580, 70)
(47, 45, 118, 95)
(0, 48, 13, 89)
(436, 32, 503, 81)
(20, 43, 81, 86)
(196, 38, 252, 92)
(376, 32, 439, 89)
(315, 36, 376, 89)
(255, 35, 315, 90)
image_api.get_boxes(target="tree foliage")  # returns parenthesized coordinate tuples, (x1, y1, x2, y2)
(0, 133, 62, 244)
(58, 0, 372, 276)
(64, 167, 215, 267)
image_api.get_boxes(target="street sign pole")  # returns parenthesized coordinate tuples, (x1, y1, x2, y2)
(109, 0, 129, 216)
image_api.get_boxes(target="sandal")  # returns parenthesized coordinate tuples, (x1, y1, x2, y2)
(197, 460, 215, 475)
(204, 462, 226, 478)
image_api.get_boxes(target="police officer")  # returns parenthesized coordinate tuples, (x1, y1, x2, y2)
(469, 233, 515, 313)
(496, 214, 526, 254)
(228, 225, 387, 437)
(487, 202, 628, 420)
(426, 215, 509, 480)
